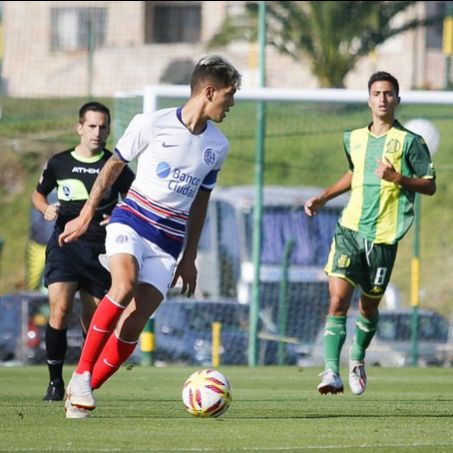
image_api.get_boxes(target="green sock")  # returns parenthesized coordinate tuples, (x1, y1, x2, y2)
(350, 312, 379, 361)
(323, 316, 346, 374)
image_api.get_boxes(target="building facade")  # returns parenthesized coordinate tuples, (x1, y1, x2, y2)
(1, 1, 450, 97)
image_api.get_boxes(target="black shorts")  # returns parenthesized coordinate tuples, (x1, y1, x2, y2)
(44, 230, 111, 299)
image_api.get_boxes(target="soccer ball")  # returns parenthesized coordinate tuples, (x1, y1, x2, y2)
(182, 369, 232, 418)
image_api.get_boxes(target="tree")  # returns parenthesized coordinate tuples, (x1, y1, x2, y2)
(208, 1, 442, 88)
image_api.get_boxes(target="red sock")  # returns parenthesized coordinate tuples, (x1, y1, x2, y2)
(76, 295, 125, 374)
(91, 333, 137, 390)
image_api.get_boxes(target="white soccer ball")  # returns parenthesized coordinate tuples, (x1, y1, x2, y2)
(182, 369, 232, 418)
(404, 119, 440, 155)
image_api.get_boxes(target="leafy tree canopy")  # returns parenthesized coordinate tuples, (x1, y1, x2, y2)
(209, 1, 442, 87)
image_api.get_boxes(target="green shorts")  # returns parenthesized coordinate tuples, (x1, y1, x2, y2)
(325, 223, 398, 298)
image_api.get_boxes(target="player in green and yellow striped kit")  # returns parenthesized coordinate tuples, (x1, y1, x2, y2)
(304, 72, 436, 396)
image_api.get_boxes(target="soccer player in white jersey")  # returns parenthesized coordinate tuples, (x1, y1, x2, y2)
(58, 55, 241, 418)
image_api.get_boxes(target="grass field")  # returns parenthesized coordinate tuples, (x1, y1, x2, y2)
(1, 365, 452, 452)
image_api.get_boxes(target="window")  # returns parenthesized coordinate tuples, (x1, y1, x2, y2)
(145, 2, 201, 44)
(50, 7, 107, 51)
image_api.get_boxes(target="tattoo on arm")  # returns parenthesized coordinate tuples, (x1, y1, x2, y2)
(86, 154, 126, 209)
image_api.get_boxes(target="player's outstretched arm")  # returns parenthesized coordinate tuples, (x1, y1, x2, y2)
(58, 154, 126, 246)
(304, 196, 326, 217)
(304, 172, 352, 216)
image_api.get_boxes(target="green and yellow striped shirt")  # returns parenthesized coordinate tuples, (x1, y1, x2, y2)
(340, 120, 435, 244)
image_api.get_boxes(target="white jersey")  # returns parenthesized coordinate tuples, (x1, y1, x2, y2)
(110, 107, 229, 258)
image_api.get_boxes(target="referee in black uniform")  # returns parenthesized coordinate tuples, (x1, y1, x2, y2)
(32, 102, 135, 401)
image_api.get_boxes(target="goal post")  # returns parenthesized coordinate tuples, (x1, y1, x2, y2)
(141, 84, 453, 112)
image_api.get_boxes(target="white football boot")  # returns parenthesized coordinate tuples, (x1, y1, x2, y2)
(317, 369, 344, 394)
(64, 397, 90, 419)
(349, 360, 367, 395)
(66, 371, 96, 409)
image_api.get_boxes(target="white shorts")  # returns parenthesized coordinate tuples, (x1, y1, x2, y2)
(105, 223, 177, 298)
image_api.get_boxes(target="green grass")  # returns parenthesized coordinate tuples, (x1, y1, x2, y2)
(0, 97, 452, 314)
(0, 365, 452, 452)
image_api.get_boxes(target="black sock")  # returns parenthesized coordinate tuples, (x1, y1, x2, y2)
(45, 324, 67, 384)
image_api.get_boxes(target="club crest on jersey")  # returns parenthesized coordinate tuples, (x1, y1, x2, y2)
(115, 234, 128, 243)
(203, 148, 217, 166)
(385, 139, 401, 154)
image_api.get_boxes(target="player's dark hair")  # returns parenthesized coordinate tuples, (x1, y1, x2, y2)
(79, 102, 111, 125)
(368, 71, 399, 96)
(190, 55, 241, 94)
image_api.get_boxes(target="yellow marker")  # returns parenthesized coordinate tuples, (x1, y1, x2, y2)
(411, 257, 420, 307)
(140, 318, 155, 366)
(141, 332, 155, 352)
(443, 17, 453, 55)
(212, 322, 221, 367)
